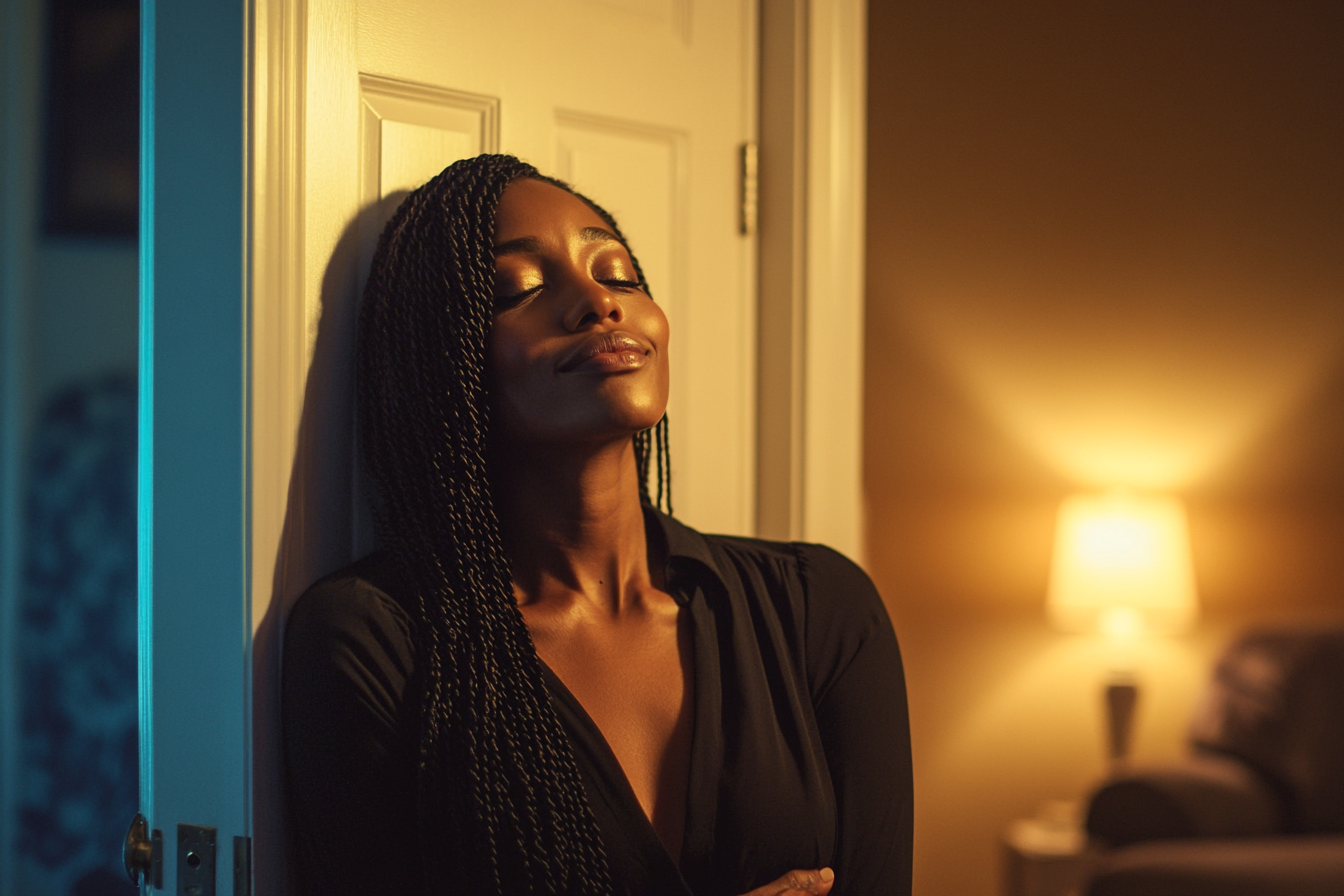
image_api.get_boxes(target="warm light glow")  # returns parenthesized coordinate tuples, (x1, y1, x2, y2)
(1047, 492, 1198, 634)
(899, 282, 1344, 490)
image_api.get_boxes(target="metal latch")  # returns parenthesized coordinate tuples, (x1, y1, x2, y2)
(178, 823, 217, 896)
(124, 812, 164, 889)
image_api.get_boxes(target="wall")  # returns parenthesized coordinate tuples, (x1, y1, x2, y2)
(30, 246, 139, 397)
(0, 0, 139, 891)
(864, 2, 1344, 894)
(0, 0, 40, 885)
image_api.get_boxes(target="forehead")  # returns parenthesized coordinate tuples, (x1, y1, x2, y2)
(493, 178, 610, 244)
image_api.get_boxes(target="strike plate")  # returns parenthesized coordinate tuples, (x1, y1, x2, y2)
(177, 823, 217, 896)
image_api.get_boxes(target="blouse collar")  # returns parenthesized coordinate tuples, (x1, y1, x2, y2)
(642, 504, 730, 606)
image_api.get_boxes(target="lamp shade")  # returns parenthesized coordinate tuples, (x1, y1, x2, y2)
(1047, 492, 1198, 635)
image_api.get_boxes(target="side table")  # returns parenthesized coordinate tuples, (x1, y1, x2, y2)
(1002, 802, 1097, 896)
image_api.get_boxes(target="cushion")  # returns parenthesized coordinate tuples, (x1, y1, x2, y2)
(1087, 836, 1344, 896)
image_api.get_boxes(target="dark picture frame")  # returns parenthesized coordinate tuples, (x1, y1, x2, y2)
(42, 0, 140, 239)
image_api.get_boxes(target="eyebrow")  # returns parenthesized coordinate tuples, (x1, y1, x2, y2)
(492, 226, 621, 257)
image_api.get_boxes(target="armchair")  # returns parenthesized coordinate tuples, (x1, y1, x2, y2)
(1083, 627, 1344, 896)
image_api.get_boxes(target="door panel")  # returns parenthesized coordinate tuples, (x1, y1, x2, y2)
(359, 74, 501, 233)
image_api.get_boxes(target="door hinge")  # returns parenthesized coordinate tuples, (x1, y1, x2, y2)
(740, 141, 759, 236)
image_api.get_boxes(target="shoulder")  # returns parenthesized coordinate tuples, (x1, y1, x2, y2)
(790, 543, 894, 691)
(283, 551, 419, 685)
(790, 542, 889, 634)
(288, 551, 414, 628)
(703, 533, 894, 698)
(697, 532, 882, 622)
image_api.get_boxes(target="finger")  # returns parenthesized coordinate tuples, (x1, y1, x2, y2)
(786, 869, 818, 891)
(798, 867, 835, 894)
(740, 867, 836, 896)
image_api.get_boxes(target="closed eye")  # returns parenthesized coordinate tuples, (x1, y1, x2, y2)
(599, 279, 643, 290)
(493, 284, 544, 309)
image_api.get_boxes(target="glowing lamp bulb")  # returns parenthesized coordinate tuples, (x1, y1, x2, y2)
(1047, 492, 1198, 636)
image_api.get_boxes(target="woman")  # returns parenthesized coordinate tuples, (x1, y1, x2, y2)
(283, 154, 912, 896)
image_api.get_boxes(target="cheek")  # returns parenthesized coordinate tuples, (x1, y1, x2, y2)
(645, 302, 671, 375)
(485, 321, 542, 414)
(631, 295, 669, 352)
(486, 318, 570, 441)
(487, 327, 526, 384)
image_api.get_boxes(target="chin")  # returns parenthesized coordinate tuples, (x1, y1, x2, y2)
(565, 385, 666, 438)
(493, 376, 668, 444)
(603, 393, 667, 435)
(493, 408, 666, 448)
(576, 406, 666, 443)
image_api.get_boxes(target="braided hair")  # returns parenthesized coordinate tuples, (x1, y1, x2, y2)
(357, 154, 670, 895)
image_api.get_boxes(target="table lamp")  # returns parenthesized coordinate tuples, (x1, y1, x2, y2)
(1047, 492, 1198, 769)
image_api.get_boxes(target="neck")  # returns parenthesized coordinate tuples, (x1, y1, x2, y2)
(493, 437, 659, 614)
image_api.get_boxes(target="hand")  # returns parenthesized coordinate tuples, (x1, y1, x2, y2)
(737, 867, 836, 896)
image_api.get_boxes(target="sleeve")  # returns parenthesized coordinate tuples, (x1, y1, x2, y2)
(282, 574, 426, 896)
(798, 545, 914, 896)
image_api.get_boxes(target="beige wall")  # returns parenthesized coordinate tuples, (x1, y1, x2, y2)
(863, 3, 1344, 894)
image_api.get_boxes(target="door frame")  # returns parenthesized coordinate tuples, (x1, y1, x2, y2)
(756, 0, 867, 555)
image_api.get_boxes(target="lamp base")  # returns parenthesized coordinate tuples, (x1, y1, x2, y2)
(1105, 678, 1139, 770)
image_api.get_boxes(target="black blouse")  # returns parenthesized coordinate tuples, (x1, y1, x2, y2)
(282, 509, 913, 895)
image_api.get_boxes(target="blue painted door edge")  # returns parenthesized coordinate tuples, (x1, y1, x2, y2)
(140, 1, 251, 892)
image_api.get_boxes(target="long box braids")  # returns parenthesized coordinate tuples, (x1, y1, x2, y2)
(356, 153, 669, 895)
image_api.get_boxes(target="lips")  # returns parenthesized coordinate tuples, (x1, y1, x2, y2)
(558, 331, 652, 373)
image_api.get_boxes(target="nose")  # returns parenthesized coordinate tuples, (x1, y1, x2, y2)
(560, 276, 624, 331)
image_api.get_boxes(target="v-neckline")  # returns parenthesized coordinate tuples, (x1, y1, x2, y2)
(537, 576, 722, 893)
